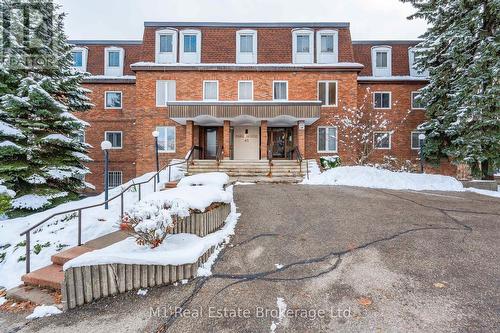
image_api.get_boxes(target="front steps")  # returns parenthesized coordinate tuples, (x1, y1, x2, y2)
(187, 159, 308, 183)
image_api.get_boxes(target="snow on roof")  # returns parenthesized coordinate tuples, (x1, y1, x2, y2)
(358, 76, 429, 82)
(85, 75, 136, 80)
(131, 62, 364, 69)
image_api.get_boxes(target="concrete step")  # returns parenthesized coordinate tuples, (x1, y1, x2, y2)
(230, 176, 304, 184)
(6, 285, 61, 307)
(21, 264, 64, 290)
(51, 246, 94, 266)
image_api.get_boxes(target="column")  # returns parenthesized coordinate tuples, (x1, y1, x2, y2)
(223, 120, 231, 159)
(260, 120, 268, 160)
(185, 120, 194, 153)
(297, 120, 305, 156)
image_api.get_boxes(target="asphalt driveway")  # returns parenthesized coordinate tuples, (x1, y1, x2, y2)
(2, 185, 499, 332)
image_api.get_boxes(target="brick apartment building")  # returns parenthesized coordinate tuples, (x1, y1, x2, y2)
(70, 22, 450, 192)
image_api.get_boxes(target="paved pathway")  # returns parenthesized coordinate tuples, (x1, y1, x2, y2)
(2, 185, 499, 332)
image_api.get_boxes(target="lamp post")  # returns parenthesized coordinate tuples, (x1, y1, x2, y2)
(152, 130, 160, 183)
(418, 133, 426, 173)
(101, 140, 112, 209)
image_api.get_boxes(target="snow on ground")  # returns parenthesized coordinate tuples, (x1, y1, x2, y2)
(137, 289, 148, 296)
(0, 296, 6, 306)
(25, 305, 62, 320)
(177, 172, 229, 189)
(275, 264, 284, 269)
(0, 166, 184, 290)
(466, 187, 500, 198)
(270, 297, 287, 333)
(64, 186, 240, 270)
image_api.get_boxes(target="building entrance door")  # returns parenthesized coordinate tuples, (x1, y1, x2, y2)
(205, 127, 217, 159)
(268, 128, 293, 159)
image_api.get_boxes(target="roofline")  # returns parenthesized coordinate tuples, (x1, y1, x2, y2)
(352, 40, 422, 45)
(144, 21, 350, 28)
(69, 40, 142, 45)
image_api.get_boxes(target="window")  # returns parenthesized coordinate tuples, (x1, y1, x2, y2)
(105, 91, 122, 109)
(203, 81, 219, 101)
(72, 51, 83, 67)
(180, 30, 201, 63)
(373, 132, 391, 149)
(292, 29, 313, 64)
(105, 131, 122, 149)
(156, 80, 176, 107)
(236, 30, 257, 64)
(155, 29, 177, 64)
(317, 127, 338, 152)
(318, 81, 337, 106)
(273, 81, 288, 101)
(238, 81, 253, 101)
(104, 47, 124, 76)
(411, 131, 425, 150)
(157, 126, 176, 152)
(371, 46, 392, 77)
(409, 48, 429, 77)
(373, 92, 391, 109)
(411, 92, 425, 109)
(71, 47, 87, 72)
(108, 171, 122, 189)
(316, 30, 338, 63)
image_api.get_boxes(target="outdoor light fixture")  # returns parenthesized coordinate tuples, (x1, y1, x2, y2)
(101, 140, 112, 209)
(418, 133, 426, 173)
(152, 130, 160, 183)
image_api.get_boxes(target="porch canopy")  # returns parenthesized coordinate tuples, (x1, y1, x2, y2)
(167, 101, 321, 126)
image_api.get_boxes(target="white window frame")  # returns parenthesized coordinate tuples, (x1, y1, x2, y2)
(373, 92, 392, 109)
(156, 126, 176, 153)
(373, 131, 392, 150)
(155, 28, 178, 64)
(273, 81, 288, 101)
(236, 29, 257, 64)
(104, 131, 123, 149)
(238, 80, 254, 101)
(411, 131, 425, 150)
(156, 80, 176, 107)
(411, 91, 425, 110)
(104, 46, 124, 76)
(71, 47, 88, 72)
(409, 47, 429, 77)
(317, 126, 338, 153)
(107, 171, 123, 189)
(317, 80, 338, 107)
(203, 80, 219, 101)
(104, 91, 123, 109)
(316, 30, 338, 64)
(371, 46, 392, 77)
(292, 29, 314, 64)
(179, 29, 201, 64)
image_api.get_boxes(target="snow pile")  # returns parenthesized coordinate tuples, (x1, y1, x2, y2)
(303, 166, 464, 191)
(177, 172, 229, 189)
(26, 305, 62, 320)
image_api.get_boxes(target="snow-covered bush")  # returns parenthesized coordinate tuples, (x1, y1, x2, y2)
(320, 156, 342, 170)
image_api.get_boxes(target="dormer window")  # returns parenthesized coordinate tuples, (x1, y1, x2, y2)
(71, 47, 88, 72)
(104, 47, 124, 76)
(155, 28, 177, 64)
(180, 30, 201, 64)
(409, 48, 429, 77)
(292, 29, 314, 64)
(316, 30, 338, 64)
(236, 30, 257, 64)
(371, 46, 392, 77)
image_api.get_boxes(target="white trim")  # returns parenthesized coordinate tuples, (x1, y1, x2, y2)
(238, 80, 254, 101)
(179, 29, 201, 64)
(71, 47, 88, 72)
(292, 29, 314, 64)
(155, 28, 178, 64)
(236, 29, 257, 64)
(411, 131, 424, 150)
(411, 91, 425, 110)
(317, 126, 338, 153)
(272, 80, 288, 101)
(316, 30, 338, 64)
(373, 91, 392, 109)
(203, 80, 219, 101)
(104, 131, 123, 149)
(104, 91, 123, 109)
(317, 80, 338, 107)
(156, 126, 176, 153)
(373, 131, 392, 150)
(371, 46, 392, 77)
(104, 46, 124, 76)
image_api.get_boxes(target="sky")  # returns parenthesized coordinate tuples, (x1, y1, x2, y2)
(55, 0, 427, 41)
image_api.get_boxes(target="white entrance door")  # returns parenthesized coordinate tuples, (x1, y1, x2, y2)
(233, 127, 259, 160)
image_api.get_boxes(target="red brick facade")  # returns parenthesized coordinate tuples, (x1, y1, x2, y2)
(72, 22, 455, 192)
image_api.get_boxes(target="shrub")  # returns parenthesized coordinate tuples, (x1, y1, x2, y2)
(320, 156, 342, 170)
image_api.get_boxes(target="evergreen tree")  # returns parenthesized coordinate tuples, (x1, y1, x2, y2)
(403, 0, 500, 178)
(0, 0, 92, 214)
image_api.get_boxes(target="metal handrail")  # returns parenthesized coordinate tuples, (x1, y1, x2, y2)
(20, 145, 202, 274)
(289, 146, 304, 173)
(216, 145, 224, 165)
